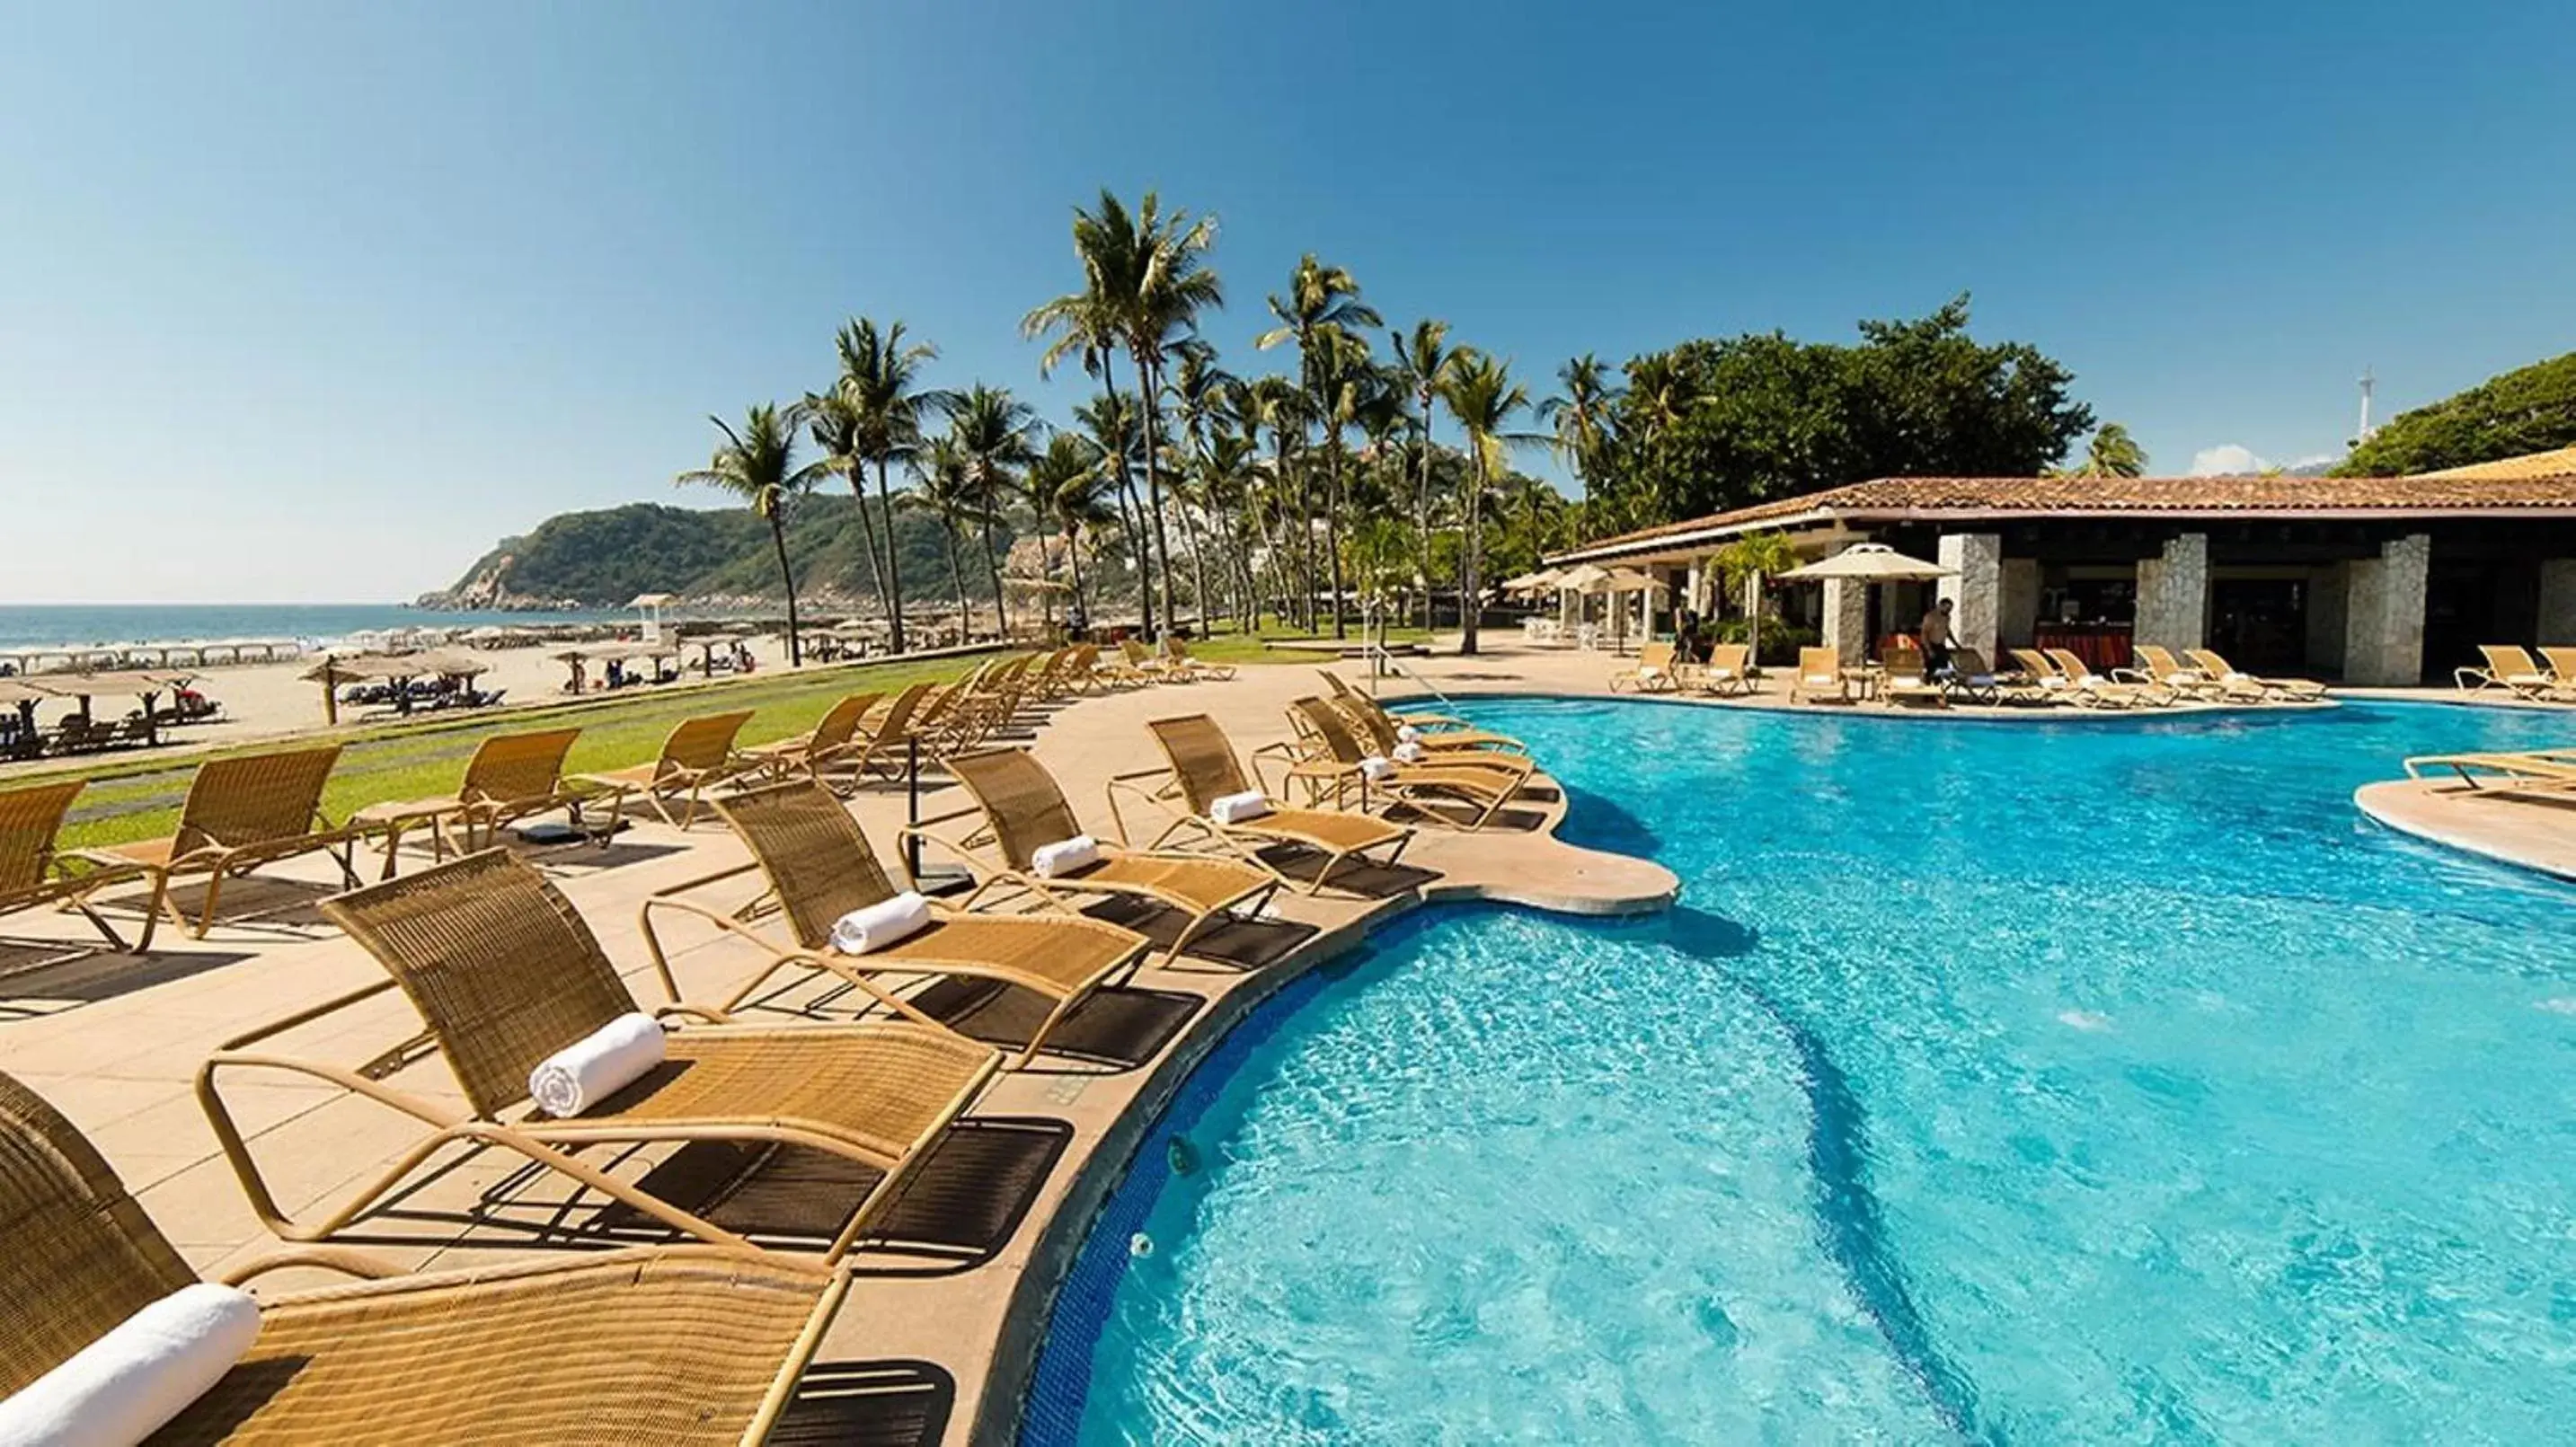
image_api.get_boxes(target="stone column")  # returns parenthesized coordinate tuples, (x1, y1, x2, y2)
(2305, 564, 2349, 677)
(2343, 534, 2432, 685)
(1821, 577, 1869, 660)
(1935, 533, 2002, 663)
(2132, 533, 2210, 652)
(1998, 559, 2042, 649)
(2537, 559, 2576, 643)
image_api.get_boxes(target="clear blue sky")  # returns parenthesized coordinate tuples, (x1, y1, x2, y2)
(3, 0, 2569, 603)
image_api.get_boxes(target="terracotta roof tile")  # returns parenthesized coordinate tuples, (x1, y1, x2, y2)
(1551, 471, 2576, 561)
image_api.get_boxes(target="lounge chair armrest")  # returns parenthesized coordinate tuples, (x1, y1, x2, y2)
(1103, 773, 1182, 848)
(219, 1246, 410, 1287)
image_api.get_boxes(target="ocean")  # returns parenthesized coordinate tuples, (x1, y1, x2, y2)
(0, 604, 633, 652)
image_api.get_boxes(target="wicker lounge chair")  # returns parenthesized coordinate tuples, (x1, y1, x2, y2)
(1608, 641, 1682, 694)
(1939, 648, 2011, 705)
(741, 692, 885, 785)
(2008, 649, 2133, 709)
(74, 745, 360, 942)
(2182, 649, 2326, 701)
(2540, 648, 2576, 701)
(1118, 639, 1179, 684)
(2045, 649, 2173, 707)
(1129, 714, 1414, 895)
(350, 727, 627, 879)
(197, 850, 1000, 1264)
(1160, 636, 1238, 681)
(1287, 697, 1530, 828)
(1333, 694, 1537, 779)
(1791, 647, 1851, 704)
(1683, 642, 1755, 697)
(1315, 669, 1475, 730)
(0, 1069, 848, 1446)
(575, 710, 756, 829)
(1880, 646, 1949, 709)
(638, 781, 1154, 1071)
(0, 778, 140, 949)
(2453, 644, 2557, 700)
(2402, 750, 2576, 791)
(932, 747, 1279, 968)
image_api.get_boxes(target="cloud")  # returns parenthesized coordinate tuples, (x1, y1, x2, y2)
(2189, 443, 2264, 476)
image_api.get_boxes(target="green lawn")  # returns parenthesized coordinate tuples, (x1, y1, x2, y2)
(31, 629, 1435, 851)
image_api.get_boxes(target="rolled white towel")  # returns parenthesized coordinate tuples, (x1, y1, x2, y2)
(0, 1283, 261, 1447)
(1358, 754, 1394, 781)
(527, 1011, 665, 1118)
(830, 891, 932, 954)
(1803, 673, 1836, 687)
(1031, 834, 1101, 878)
(1395, 724, 1421, 744)
(1208, 790, 1271, 825)
(1890, 675, 1923, 687)
(1393, 741, 1426, 763)
(1638, 664, 1663, 680)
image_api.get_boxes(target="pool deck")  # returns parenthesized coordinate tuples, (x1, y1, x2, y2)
(2355, 777, 2576, 880)
(5, 639, 2565, 1443)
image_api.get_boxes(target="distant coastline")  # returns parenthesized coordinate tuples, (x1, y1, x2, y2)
(0, 603, 635, 653)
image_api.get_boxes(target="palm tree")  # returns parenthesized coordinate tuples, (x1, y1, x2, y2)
(1165, 338, 1235, 629)
(1436, 353, 1535, 657)
(1022, 433, 1113, 622)
(801, 387, 890, 621)
(1538, 354, 1623, 506)
(1074, 389, 1150, 627)
(1025, 190, 1223, 636)
(1391, 320, 1461, 627)
(833, 317, 946, 653)
(1244, 376, 1315, 630)
(2077, 422, 2148, 479)
(676, 402, 828, 665)
(943, 384, 1042, 639)
(1258, 255, 1382, 638)
(907, 436, 984, 637)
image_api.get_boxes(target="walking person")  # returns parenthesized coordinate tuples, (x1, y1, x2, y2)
(1920, 597, 1956, 678)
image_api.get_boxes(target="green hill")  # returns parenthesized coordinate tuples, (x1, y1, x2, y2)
(425, 494, 1025, 610)
(2336, 350, 2576, 475)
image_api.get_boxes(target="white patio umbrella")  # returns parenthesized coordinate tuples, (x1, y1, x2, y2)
(1780, 543, 1953, 661)
(1499, 568, 1562, 596)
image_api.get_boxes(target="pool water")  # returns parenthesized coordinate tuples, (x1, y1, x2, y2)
(1032, 701, 2576, 1444)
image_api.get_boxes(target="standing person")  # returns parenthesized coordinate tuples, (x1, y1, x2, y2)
(1920, 597, 1956, 677)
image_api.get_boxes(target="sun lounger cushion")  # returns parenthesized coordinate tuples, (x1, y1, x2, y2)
(1208, 790, 1271, 825)
(0, 1283, 261, 1447)
(1031, 835, 1102, 878)
(830, 892, 932, 955)
(528, 1012, 666, 1117)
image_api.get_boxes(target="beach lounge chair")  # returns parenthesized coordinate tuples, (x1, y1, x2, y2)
(1132, 714, 1414, 895)
(2454, 644, 2557, 700)
(1316, 669, 1475, 731)
(2542, 648, 2576, 702)
(1287, 697, 1532, 828)
(201, 849, 1001, 1264)
(636, 781, 1155, 1071)
(1940, 648, 2009, 705)
(1791, 647, 1851, 704)
(1332, 688, 1531, 758)
(0, 1070, 850, 1447)
(933, 746, 1279, 968)
(1683, 642, 1755, 697)
(350, 727, 628, 879)
(73, 745, 361, 942)
(2182, 649, 2326, 701)
(1161, 635, 1238, 681)
(741, 691, 885, 785)
(2009, 649, 2133, 709)
(2045, 649, 2172, 707)
(574, 709, 755, 829)
(1880, 646, 1949, 709)
(1608, 641, 1682, 694)
(2401, 750, 2576, 792)
(2119, 644, 2224, 700)
(1092, 642, 1155, 689)
(0, 778, 141, 950)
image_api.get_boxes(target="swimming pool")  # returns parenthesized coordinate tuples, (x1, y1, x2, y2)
(1028, 700, 2576, 1443)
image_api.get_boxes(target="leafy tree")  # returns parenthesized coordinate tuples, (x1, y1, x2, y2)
(1026, 190, 1223, 635)
(2335, 351, 2576, 475)
(1601, 296, 2093, 530)
(1538, 354, 1623, 506)
(2061, 421, 2147, 478)
(1022, 433, 1113, 620)
(675, 403, 828, 664)
(832, 317, 947, 651)
(1074, 388, 1153, 621)
(801, 388, 890, 620)
(907, 435, 986, 634)
(1436, 351, 1535, 656)
(1164, 338, 1235, 628)
(1390, 320, 1463, 627)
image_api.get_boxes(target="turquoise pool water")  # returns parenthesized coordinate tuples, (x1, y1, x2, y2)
(1040, 701, 2576, 1444)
